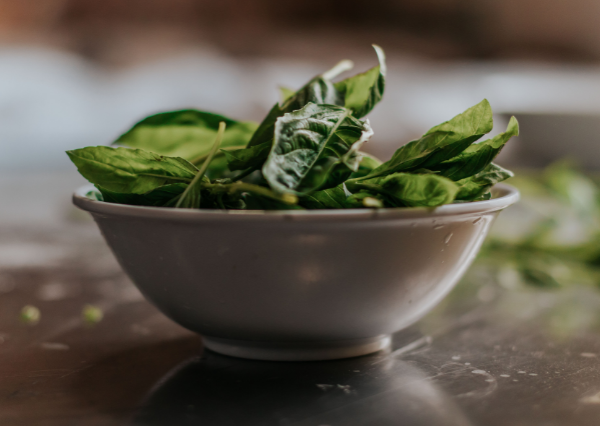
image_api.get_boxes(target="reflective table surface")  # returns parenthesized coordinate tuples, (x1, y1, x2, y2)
(3, 174, 600, 426)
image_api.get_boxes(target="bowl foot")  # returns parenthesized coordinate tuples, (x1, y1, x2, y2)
(202, 335, 391, 361)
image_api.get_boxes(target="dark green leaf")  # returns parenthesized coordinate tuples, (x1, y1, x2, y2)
(347, 172, 459, 207)
(113, 109, 257, 163)
(299, 185, 348, 209)
(262, 103, 373, 195)
(433, 116, 519, 181)
(247, 78, 344, 149)
(363, 99, 493, 179)
(66, 146, 197, 193)
(223, 141, 272, 171)
(98, 183, 188, 207)
(334, 44, 386, 118)
(455, 163, 513, 201)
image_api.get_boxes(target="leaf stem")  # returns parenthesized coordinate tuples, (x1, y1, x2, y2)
(189, 144, 247, 166)
(202, 181, 297, 205)
(176, 122, 226, 208)
(138, 174, 192, 183)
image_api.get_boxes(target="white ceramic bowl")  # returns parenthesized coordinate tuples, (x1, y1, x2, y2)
(73, 184, 519, 361)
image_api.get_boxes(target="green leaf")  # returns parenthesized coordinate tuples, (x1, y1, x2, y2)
(66, 146, 197, 193)
(334, 44, 386, 118)
(279, 86, 296, 103)
(349, 153, 383, 179)
(347, 172, 459, 207)
(299, 185, 348, 209)
(455, 163, 513, 201)
(113, 109, 257, 162)
(223, 141, 272, 171)
(98, 183, 188, 207)
(247, 78, 344, 150)
(262, 103, 373, 195)
(433, 116, 519, 181)
(363, 99, 493, 179)
(544, 160, 600, 218)
(176, 121, 226, 208)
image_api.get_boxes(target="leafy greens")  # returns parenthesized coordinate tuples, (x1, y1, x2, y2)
(67, 45, 518, 211)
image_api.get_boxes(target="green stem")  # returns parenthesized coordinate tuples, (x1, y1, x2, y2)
(231, 166, 257, 182)
(189, 144, 247, 166)
(202, 181, 297, 205)
(176, 122, 226, 208)
(139, 174, 192, 183)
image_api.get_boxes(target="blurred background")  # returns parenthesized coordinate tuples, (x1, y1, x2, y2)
(4, 0, 600, 172)
(4, 0, 600, 238)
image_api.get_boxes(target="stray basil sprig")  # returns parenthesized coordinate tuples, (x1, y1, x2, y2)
(67, 45, 519, 210)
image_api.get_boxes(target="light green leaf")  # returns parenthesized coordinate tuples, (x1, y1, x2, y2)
(113, 109, 257, 164)
(66, 146, 197, 193)
(455, 163, 513, 201)
(334, 44, 386, 118)
(262, 103, 373, 195)
(99, 183, 188, 207)
(363, 99, 493, 180)
(347, 172, 459, 207)
(434, 116, 519, 181)
(279, 86, 296, 103)
(176, 121, 226, 208)
(544, 160, 599, 218)
(299, 185, 348, 209)
(349, 152, 383, 179)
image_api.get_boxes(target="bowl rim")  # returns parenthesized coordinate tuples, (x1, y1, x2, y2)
(73, 183, 519, 222)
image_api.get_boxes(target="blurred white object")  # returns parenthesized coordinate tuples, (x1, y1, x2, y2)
(3, 46, 600, 170)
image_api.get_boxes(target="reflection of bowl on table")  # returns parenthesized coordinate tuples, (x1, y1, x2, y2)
(499, 112, 600, 169)
(134, 351, 473, 426)
(73, 184, 518, 361)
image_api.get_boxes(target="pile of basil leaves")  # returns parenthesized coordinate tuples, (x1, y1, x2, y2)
(67, 46, 519, 210)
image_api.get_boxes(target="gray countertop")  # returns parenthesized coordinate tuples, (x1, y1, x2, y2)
(2, 174, 600, 425)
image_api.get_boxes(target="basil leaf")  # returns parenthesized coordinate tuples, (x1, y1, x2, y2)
(545, 160, 599, 218)
(222, 142, 272, 171)
(279, 86, 296, 103)
(299, 185, 348, 209)
(347, 172, 459, 207)
(66, 146, 197, 193)
(98, 183, 188, 207)
(455, 163, 513, 201)
(363, 99, 493, 179)
(334, 44, 386, 118)
(247, 78, 343, 149)
(231, 50, 384, 173)
(433, 116, 519, 181)
(176, 122, 226, 209)
(113, 109, 257, 162)
(349, 153, 383, 179)
(262, 103, 373, 195)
